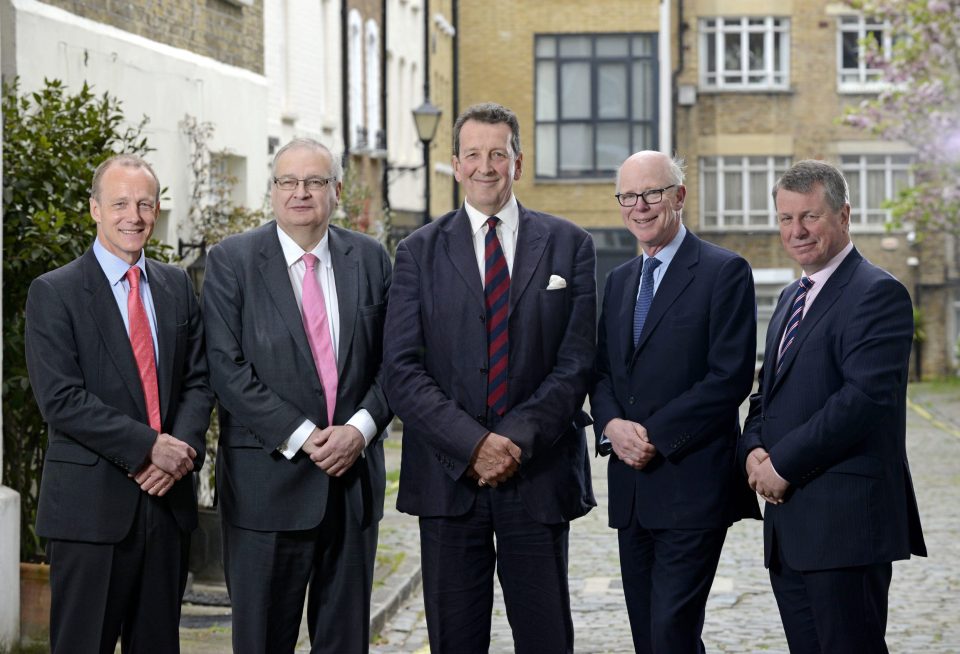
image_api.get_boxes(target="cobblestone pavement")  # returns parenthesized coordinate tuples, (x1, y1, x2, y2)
(370, 382, 960, 653)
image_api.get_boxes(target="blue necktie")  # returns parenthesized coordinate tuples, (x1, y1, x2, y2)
(777, 276, 813, 375)
(485, 217, 510, 416)
(633, 257, 661, 346)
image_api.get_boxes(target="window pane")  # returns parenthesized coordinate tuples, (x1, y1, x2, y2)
(867, 169, 885, 209)
(724, 33, 741, 73)
(560, 62, 591, 119)
(597, 124, 630, 170)
(598, 64, 628, 119)
(706, 32, 717, 74)
(559, 123, 593, 174)
(536, 62, 557, 121)
(536, 124, 557, 177)
(725, 172, 743, 211)
(750, 171, 768, 210)
(842, 31, 859, 70)
(559, 36, 591, 57)
(632, 35, 652, 56)
(536, 36, 556, 58)
(632, 60, 654, 120)
(892, 169, 909, 195)
(597, 36, 628, 57)
(703, 171, 718, 215)
(632, 124, 654, 152)
(748, 32, 764, 70)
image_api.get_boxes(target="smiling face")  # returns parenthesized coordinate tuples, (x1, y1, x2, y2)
(271, 145, 342, 247)
(90, 163, 160, 265)
(617, 152, 685, 256)
(776, 183, 851, 274)
(453, 119, 522, 216)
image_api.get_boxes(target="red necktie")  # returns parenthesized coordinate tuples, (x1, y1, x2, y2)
(485, 217, 510, 417)
(126, 267, 161, 431)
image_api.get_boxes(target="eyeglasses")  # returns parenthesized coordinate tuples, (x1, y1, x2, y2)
(615, 184, 677, 207)
(273, 176, 336, 191)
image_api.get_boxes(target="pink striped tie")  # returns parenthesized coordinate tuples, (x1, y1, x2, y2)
(777, 276, 813, 376)
(301, 254, 338, 424)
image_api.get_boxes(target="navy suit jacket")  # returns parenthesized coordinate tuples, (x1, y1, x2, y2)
(383, 205, 597, 524)
(592, 230, 760, 530)
(739, 248, 926, 570)
(26, 249, 212, 542)
(203, 222, 393, 531)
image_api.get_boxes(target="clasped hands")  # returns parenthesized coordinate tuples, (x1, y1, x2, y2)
(467, 432, 522, 488)
(302, 425, 365, 477)
(746, 447, 789, 505)
(604, 418, 656, 470)
(130, 432, 197, 497)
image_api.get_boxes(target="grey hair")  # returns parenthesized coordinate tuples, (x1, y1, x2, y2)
(453, 102, 521, 157)
(272, 138, 344, 181)
(773, 159, 849, 211)
(90, 154, 160, 202)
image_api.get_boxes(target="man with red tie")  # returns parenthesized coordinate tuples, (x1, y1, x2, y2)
(383, 103, 597, 653)
(25, 154, 213, 653)
(203, 139, 393, 653)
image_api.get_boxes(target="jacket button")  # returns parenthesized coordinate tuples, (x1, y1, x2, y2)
(628, 396, 635, 405)
(480, 367, 488, 374)
(480, 314, 486, 322)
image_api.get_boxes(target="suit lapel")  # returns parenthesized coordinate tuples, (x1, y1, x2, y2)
(255, 226, 318, 378)
(81, 251, 149, 419)
(618, 257, 643, 365)
(329, 227, 358, 374)
(769, 249, 863, 395)
(630, 232, 698, 365)
(508, 206, 548, 315)
(146, 261, 176, 426)
(440, 208, 485, 306)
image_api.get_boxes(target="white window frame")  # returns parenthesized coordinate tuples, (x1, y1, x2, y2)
(700, 156, 791, 231)
(840, 154, 914, 230)
(700, 17, 790, 91)
(365, 19, 382, 151)
(348, 9, 364, 150)
(837, 14, 893, 93)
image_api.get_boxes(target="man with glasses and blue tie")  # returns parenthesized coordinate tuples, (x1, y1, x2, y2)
(203, 138, 393, 653)
(591, 150, 760, 653)
(739, 159, 926, 653)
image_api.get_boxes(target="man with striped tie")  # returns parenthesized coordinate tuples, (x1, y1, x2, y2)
(740, 159, 926, 653)
(384, 102, 597, 654)
(591, 151, 759, 653)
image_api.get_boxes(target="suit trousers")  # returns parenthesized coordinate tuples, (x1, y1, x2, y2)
(618, 520, 727, 654)
(419, 480, 574, 654)
(222, 478, 378, 654)
(47, 494, 189, 654)
(770, 546, 892, 654)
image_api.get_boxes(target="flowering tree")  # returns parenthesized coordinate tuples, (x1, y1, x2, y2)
(844, 0, 960, 239)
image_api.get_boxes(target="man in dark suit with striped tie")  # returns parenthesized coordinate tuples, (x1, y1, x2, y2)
(383, 102, 597, 654)
(591, 151, 759, 653)
(740, 159, 926, 653)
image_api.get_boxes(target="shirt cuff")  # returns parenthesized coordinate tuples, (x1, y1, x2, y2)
(346, 409, 378, 447)
(277, 418, 316, 460)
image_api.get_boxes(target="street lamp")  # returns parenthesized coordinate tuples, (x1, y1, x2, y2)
(412, 100, 442, 226)
(178, 238, 207, 295)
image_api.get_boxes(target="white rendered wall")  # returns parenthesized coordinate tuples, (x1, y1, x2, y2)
(386, 0, 426, 213)
(0, 8, 22, 642)
(6, 0, 270, 245)
(265, 0, 342, 156)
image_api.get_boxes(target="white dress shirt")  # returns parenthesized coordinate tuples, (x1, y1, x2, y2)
(93, 238, 159, 363)
(275, 226, 377, 459)
(464, 195, 520, 281)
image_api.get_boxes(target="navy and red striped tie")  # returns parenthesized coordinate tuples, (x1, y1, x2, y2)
(776, 276, 813, 376)
(485, 217, 510, 417)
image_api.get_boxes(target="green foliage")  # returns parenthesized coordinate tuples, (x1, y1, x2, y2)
(1, 78, 162, 561)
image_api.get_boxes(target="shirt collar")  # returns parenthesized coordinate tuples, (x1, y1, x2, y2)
(805, 241, 854, 286)
(93, 238, 147, 285)
(643, 223, 687, 268)
(464, 195, 519, 236)
(276, 224, 331, 269)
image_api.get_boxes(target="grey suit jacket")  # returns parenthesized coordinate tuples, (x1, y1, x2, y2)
(26, 249, 212, 543)
(203, 221, 392, 531)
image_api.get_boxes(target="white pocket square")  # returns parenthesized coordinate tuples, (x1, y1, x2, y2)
(546, 275, 567, 290)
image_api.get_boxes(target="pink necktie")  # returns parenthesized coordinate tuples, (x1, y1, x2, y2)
(301, 253, 338, 425)
(126, 267, 162, 431)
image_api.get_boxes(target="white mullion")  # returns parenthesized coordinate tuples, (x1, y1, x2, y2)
(718, 157, 727, 228)
(742, 156, 751, 226)
(740, 18, 750, 85)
